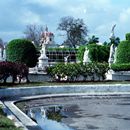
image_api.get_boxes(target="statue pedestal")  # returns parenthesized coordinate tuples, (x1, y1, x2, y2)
(38, 44, 48, 72)
(106, 70, 130, 81)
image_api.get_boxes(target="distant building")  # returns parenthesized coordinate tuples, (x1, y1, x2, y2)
(40, 26, 58, 48)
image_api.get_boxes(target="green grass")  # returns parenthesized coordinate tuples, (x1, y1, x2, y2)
(0, 107, 22, 130)
(1, 80, 130, 88)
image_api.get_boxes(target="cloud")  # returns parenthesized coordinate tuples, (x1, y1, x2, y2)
(0, 0, 130, 43)
(20, 10, 43, 25)
(119, 8, 130, 23)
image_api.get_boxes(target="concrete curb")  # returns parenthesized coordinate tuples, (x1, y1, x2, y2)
(1, 84, 130, 98)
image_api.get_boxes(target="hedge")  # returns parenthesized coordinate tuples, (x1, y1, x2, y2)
(116, 40, 130, 64)
(6, 39, 39, 67)
(111, 63, 130, 71)
(47, 62, 109, 81)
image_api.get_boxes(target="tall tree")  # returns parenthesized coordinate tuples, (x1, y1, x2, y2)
(24, 24, 44, 46)
(57, 16, 88, 48)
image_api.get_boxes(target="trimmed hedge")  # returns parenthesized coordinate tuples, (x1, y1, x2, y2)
(116, 40, 130, 63)
(77, 44, 109, 63)
(6, 39, 39, 67)
(126, 33, 130, 41)
(111, 63, 130, 71)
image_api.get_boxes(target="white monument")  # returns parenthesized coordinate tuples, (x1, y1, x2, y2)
(38, 26, 54, 71)
(108, 44, 115, 66)
(83, 47, 90, 64)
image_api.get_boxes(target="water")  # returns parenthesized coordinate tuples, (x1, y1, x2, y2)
(34, 111, 74, 130)
(18, 95, 130, 130)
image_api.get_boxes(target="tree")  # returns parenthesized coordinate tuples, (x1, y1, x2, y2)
(87, 35, 99, 44)
(6, 39, 39, 67)
(24, 24, 44, 46)
(57, 16, 88, 48)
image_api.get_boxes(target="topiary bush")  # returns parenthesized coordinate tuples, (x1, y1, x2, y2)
(77, 44, 109, 63)
(126, 33, 130, 41)
(6, 39, 39, 67)
(116, 40, 130, 64)
(88, 44, 109, 62)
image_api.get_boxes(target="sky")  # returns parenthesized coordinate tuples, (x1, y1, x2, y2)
(0, 0, 130, 44)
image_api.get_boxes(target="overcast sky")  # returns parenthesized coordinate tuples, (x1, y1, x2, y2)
(0, 0, 130, 44)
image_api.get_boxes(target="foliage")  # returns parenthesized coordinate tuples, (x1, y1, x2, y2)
(77, 44, 109, 63)
(116, 40, 130, 64)
(24, 24, 44, 46)
(125, 33, 130, 41)
(111, 63, 130, 71)
(0, 61, 29, 84)
(47, 62, 109, 81)
(87, 35, 99, 44)
(57, 16, 88, 48)
(88, 44, 109, 62)
(109, 37, 120, 47)
(77, 45, 86, 62)
(0, 107, 22, 130)
(6, 39, 39, 67)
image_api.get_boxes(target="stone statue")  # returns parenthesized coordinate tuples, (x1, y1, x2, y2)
(113, 47, 117, 63)
(108, 44, 116, 65)
(83, 47, 90, 64)
(110, 24, 116, 39)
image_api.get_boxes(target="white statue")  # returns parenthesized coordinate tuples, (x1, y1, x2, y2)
(108, 44, 116, 65)
(64, 55, 70, 63)
(113, 47, 117, 63)
(83, 47, 90, 64)
(110, 24, 116, 39)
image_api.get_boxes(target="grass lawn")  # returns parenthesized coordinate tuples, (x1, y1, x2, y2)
(0, 80, 130, 88)
(0, 106, 22, 130)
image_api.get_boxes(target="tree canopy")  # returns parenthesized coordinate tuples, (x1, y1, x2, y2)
(24, 24, 44, 46)
(57, 16, 88, 48)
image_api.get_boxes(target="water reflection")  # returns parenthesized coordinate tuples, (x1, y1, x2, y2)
(28, 106, 74, 130)
(35, 111, 74, 130)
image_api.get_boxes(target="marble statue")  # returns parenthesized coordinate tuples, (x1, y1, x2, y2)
(83, 47, 90, 64)
(113, 47, 117, 63)
(64, 55, 70, 64)
(110, 24, 116, 39)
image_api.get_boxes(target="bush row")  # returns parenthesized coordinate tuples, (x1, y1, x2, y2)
(47, 62, 109, 82)
(0, 61, 29, 84)
(111, 63, 130, 71)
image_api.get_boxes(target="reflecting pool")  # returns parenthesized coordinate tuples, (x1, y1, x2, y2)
(16, 95, 130, 130)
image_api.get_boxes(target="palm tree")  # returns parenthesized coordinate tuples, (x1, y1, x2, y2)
(87, 35, 99, 44)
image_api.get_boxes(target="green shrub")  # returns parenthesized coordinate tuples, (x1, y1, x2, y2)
(47, 62, 109, 81)
(77, 45, 86, 62)
(0, 107, 22, 130)
(126, 33, 130, 41)
(77, 44, 109, 63)
(116, 40, 130, 64)
(88, 44, 109, 62)
(6, 39, 39, 67)
(111, 63, 130, 71)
